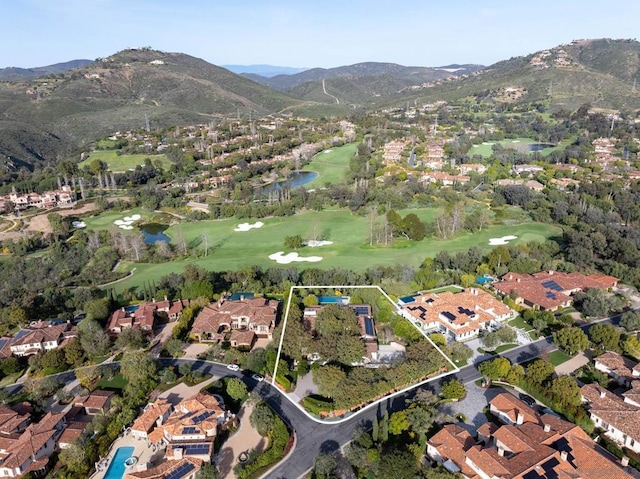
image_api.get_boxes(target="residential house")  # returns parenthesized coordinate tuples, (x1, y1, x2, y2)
(74, 390, 114, 415)
(400, 288, 514, 341)
(512, 164, 545, 175)
(0, 406, 30, 436)
(428, 392, 635, 479)
(494, 178, 545, 191)
(190, 297, 279, 345)
(382, 140, 407, 164)
(125, 457, 202, 479)
(302, 303, 383, 363)
(582, 383, 640, 454)
(459, 163, 487, 175)
(550, 177, 581, 190)
(3, 185, 75, 211)
(107, 298, 187, 335)
(420, 171, 470, 187)
(58, 407, 90, 449)
(0, 412, 66, 478)
(494, 270, 618, 311)
(9, 321, 77, 357)
(146, 392, 228, 463)
(131, 399, 173, 440)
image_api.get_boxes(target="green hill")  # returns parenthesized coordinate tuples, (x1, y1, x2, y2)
(0, 48, 301, 169)
(377, 38, 640, 113)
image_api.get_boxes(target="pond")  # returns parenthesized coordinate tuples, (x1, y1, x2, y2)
(527, 143, 555, 152)
(140, 223, 171, 244)
(261, 171, 318, 194)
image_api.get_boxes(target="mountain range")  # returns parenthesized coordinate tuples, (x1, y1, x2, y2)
(222, 64, 308, 77)
(0, 59, 94, 81)
(1, 39, 639, 170)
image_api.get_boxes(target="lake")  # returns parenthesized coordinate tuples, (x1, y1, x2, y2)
(261, 171, 318, 194)
(140, 223, 171, 244)
(527, 143, 555, 151)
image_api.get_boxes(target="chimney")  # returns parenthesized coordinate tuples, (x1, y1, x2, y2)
(600, 390, 606, 398)
(548, 270, 554, 275)
(543, 423, 551, 433)
(516, 412, 524, 425)
(498, 447, 505, 457)
(560, 451, 568, 461)
(174, 447, 183, 459)
(622, 457, 630, 467)
(240, 295, 245, 301)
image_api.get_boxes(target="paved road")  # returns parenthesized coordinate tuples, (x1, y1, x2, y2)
(2, 309, 626, 479)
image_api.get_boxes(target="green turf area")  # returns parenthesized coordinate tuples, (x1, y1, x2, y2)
(81, 208, 153, 231)
(96, 373, 128, 390)
(508, 316, 535, 332)
(110, 208, 561, 293)
(549, 349, 573, 366)
(79, 149, 173, 173)
(301, 143, 357, 187)
(468, 137, 574, 159)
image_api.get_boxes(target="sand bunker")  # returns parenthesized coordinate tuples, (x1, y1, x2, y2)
(114, 213, 142, 230)
(234, 221, 264, 232)
(268, 252, 323, 264)
(324, 149, 333, 154)
(489, 235, 517, 245)
(71, 221, 86, 228)
(304, 240, 333, 247)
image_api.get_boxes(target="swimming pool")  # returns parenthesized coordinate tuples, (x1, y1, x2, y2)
(103, 446, 135, 479)
(317, 295, 349, 305)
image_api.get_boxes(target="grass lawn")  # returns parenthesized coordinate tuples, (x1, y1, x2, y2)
(0, 370, 25, 387)
(301, 143, 357, 187)
(468, 137, 574, 159)
(81, 207, 154, 231)
(110, 209, 561, 293)
(96, 373, 128, 390)
(549, 350, 573, 366)
(494, 343, 518, 354)
(508, 316, 535, 332)
(79, 150, 173, 173)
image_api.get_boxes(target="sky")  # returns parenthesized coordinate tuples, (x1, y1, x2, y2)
(1, 0, 639, 69)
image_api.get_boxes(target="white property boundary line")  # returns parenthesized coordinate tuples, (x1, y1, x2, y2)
(271, 285, 460, 424)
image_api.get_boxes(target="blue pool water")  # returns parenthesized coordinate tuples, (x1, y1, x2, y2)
(104, 446, 135, 479)
(318, 296, 349, 305)
(399, 294, 418, 304)
(124, 305, 139, 314)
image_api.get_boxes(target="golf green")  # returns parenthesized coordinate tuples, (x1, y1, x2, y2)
(108, 209, 561, 292)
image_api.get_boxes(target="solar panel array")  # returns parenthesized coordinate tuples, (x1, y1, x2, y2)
(181, 426, 197, 435)
(364, 317, 375, 336)
(166, 462, 196, 479)
(182, 443, 211, 455)
(545, 291, 557, 300)
(457, 306, 474, 317)
(192, 410, 215, 424)
(352, 306, 370, 316)
(442, 311, 456, 322)
(541, 280, 563, 292)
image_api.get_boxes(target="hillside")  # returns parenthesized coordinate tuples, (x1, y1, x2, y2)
(381, 38, 640, 112)
(0, 59, 94, 81)
(250, 61, 484, 91)
(0, 49, 300, 169)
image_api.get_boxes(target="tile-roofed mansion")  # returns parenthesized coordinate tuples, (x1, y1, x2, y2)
(107, 298, 187, 335)
(494, 271, 618, 311)
(427, 392, 635, 479)
(8, 320, 77, 357)
(190, 296, 279, 347)
(581, 351, 640, 454)
(400, 288, 515, 342)
(126, 393, 231, 478)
